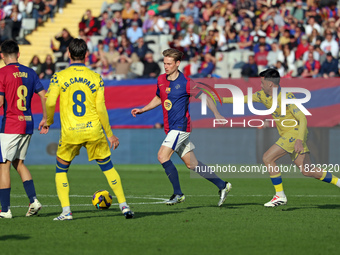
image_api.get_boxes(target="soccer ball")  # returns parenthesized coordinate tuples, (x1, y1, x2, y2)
(92, 190, 113, 210)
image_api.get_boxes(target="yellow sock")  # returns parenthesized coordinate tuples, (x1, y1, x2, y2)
(270, 173, 285, 197)
(103, 168, 126, 204)
(55, 172, 70, 208)
(319, 171, 339, 185)
(97, 157, 127, 204)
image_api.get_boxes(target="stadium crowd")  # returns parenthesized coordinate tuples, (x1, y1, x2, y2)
(1, 0, 340, 79)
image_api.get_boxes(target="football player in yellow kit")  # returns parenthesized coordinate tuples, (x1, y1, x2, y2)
(45, 38, 133, 220)
(223, 69, 340, 207)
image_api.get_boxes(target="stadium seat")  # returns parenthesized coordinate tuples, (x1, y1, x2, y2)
(19, 18, 36, 38)
(158, 61, 165, 74)
(230, 69, 242, 78)
(241, 50, 254, 63)
(179, 61, 188, 72)
(159, 34, 173, 52)
(55, 62, 69, 72)
(130, 61, 144, 76)
(90, 36, 105, 47)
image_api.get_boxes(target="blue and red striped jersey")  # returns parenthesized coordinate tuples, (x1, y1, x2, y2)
(156, 71, 198, 134)
(0, 63, 44, 134)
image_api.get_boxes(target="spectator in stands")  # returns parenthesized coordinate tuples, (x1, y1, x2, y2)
(44, 0, 57, 19)
(185, 0, 199, 23)
(140, 51, 160, 78)
(133, 37, 151, 60)
(278, 44, 296, 76)
(314, 45, 326, 65)
(126, 11, 143, 28)
(190, 53, 215, 78)
(291, 1, 305, 23)
(78, 28, 93, 53)
(79, 9, 100, 36)
(279, 29, 291, 46)
(295, 35, 309, 60)
(9, 4, 21, 40)
(91, 39, 106, 67)
(202, 1, 213, 23)
(262, 18, 279, 43)
(101, 0, 123, 18)
(253, 36, 271, 54)
(112, 10, 124, 35)
(117, 36, 134, 57)
(183, 54, 200, 77)
(18, 0, 33, 18)
(149, 12, 166, 35)
(103, 30, 118, 51)
(121, 1, 134, 20)
(301, 52, 320, 78)
(254, 44, 268, 67)
(320, 30, 339, 58)
(131, 0, 145, 14)
(224, 19, 237, 43)
(54, 28, 73, 55)
(158, 0, 172, 18)
(275, 61, 285, 77)
(0, 19, 13, 43)
(127, 21, 143, 44)
(29, 55, 42, 75)
(100, 18, 117, 38)
(237, 27, 252, 50)
(241, 55, 258, 78)
(40, 54, 55, 79)
(319, 52, 339, 78)
(104, 38, 119, 66)
(308, 28, 321, 46)
(180, 26, 199, 48)
(305, 16, 321, 36)
(32, 0, 50, 26)
(148, 0, 160, 15)
(142, 10, 155, 34)
(267, 41, 282, 68)
(303, 44, 320, 62)
(112, 54, 134, 80)
(181, 15, 199, 35)
(167, 14, 181, 37)
(96, 56, 114, 80)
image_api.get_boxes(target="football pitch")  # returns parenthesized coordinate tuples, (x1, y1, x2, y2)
(1, 164, 339, 255)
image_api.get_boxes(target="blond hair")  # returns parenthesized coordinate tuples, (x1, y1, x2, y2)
(162, 48, 184, 62)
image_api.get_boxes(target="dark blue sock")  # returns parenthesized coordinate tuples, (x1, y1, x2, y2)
(162, 160, 182, 195)
(0, 188, 11, 212)
(23, 180, 36, 203)
(194, 161, 226, 190)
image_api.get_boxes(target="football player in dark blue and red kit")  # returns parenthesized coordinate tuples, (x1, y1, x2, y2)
(0, 40, 49, 219)
(132, 48, 231, 206)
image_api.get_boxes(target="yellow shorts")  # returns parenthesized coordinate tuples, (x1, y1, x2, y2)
(57, 135, 111, 162)
(275, 130, 309, 161)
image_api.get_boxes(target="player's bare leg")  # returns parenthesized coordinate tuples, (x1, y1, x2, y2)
(295, 153, 340, 187)
(181, 151, 231, 206)
(12, 159, 41, 216)
(0, 161, 12, 218)
(158, 145, 184, 205)
(263, 144, 288, 207)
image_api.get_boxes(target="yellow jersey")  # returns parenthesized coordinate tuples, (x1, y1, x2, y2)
(223, 88, 308, 140)
(46, 63, 113, 144)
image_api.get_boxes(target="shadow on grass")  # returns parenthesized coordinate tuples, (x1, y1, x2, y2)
(186, 203, 262, 210)
(280, 204, 340, 211)
(0, 234, 30, 241)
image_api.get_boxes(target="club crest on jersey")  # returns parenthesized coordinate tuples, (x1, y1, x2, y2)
(166, 87, 171, 94)
(164, 99, 172, 111)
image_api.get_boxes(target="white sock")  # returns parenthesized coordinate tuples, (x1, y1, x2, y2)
(62, 206, 71, 214)
(119, 202, 128, 211)
(336, 179, 340, 188)
(276, 191, 286, 198)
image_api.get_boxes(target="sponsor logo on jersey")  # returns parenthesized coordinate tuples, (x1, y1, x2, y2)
(175, 84, 180, 89)
(164, 99, 172, 111)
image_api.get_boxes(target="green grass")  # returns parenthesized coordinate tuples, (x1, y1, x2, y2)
(1, 164, 340, 255)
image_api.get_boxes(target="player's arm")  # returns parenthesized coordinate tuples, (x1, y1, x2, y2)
(0, 95, 3, 108)
(45, 74, 60, 128)
(289, 104, 308, 154)
(131, 95, 161, 117)
(96, 84, 120, 149)
(37, 89, 49, 134)
(196, 93, 224, 120)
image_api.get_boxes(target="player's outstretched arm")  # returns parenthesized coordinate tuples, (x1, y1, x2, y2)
(37, 89, 49, 134)
(108, 134, 120, 150)
(131, 96, 161, 117)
